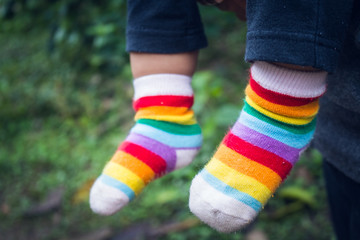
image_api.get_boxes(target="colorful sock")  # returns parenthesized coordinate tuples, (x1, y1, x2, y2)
(90, 74, 202, 215)
(189, 62, 327, 232)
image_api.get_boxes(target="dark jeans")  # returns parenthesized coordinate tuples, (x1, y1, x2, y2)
(126, 0, 354, 73)
(323, 160, 360, 240)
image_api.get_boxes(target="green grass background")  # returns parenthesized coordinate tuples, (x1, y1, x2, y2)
(0, 5, 335, 240)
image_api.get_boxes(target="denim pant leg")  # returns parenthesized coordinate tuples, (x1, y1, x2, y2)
(323, 161, 360, 240)
(126, 0, 207, 53)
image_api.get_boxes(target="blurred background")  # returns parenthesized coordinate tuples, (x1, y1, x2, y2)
(0, 1, 335, 239)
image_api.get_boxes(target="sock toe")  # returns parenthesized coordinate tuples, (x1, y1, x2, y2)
(90, 179, 130, 215)
(189, 174, 257, 233)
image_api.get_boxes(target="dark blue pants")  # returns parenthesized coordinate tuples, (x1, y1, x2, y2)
(126, 0, 354, 73)
(323, 161, 360, 240)
(126, 0, 207, 54)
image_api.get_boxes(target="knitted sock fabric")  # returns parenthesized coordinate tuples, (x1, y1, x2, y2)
(90, 74, 202, 215)
(189, 62, 327, 232)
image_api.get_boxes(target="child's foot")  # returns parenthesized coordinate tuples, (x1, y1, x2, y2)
(189, 62, 327, 232)
(90, 74, 202, 215)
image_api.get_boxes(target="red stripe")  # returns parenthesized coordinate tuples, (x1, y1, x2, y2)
(222, 132, 292, 180)
(133, 95, 193, 111)
(249, 75, 318, 106)
(118, 141, 167, 176)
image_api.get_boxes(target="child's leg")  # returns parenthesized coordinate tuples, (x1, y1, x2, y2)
(130, 52, 199, 78)
(189, 61, 327, 232)
(90, 0, 207, 215)
(90, 52, 202, 215)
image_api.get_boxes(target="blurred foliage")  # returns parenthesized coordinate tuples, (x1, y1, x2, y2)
(0, 2, 335, 240)
(1, 0, 127, 74)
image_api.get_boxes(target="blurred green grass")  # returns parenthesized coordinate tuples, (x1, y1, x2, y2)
(0, 6, 335, 240)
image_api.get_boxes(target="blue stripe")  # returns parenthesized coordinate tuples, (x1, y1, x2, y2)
(239, 111, 314, 149)
(199, 169, 262, 212)
(130, 123, 202, 148)
(99, 174, 135, 200)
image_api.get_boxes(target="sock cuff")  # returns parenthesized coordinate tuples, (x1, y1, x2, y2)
(133, 74, 193, 101)
(251, 62, 327, 98)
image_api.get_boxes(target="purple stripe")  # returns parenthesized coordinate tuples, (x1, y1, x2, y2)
(126, 132, 176, 172)
(231, 122, 303, 165)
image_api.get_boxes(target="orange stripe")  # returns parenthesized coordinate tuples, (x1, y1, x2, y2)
(110, 151, 155, 184)
(136, 106, 191, 116)
(214, 144, 282, 192)
(246, 85, 319, 118)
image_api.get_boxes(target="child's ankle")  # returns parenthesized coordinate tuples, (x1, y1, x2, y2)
(130, 51, 198, 78)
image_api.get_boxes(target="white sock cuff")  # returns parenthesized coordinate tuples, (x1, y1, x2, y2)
(251, 61, 327, 98)
(133, 74, 193, 101)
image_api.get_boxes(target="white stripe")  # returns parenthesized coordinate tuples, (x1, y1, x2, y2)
(189, 175, 257, 232)
(89, 179, 129, 215)
(251, 61, 327, 98)
(133, 74, 193, 101)
(175, 149, 199, 169)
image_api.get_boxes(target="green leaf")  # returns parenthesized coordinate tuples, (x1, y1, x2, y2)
(88, 24, 116, 36)
(278, 186, 317, 208)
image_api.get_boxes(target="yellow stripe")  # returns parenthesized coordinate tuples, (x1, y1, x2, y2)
(134, 106, 196, 124)
(246, 96, 314, 125)
(246, 85, 319, 118)
(135, 112, 196, 124)
(110, 151, 155, 184)
(136, 106, 190, 115)
(205, 157, 272, 205)
(214, 144, 281, 192)
(103, 161, 145, 195)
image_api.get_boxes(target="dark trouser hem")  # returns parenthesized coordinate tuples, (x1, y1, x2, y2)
(126, 0, 207, 53)
(126, 28, 208, 53)
(245, 32, 339, 73)
(244, 0, 354, 73)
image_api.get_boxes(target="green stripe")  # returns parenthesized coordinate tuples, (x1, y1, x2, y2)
(243, 101, 316, 134)
(136, 119, 202, 135)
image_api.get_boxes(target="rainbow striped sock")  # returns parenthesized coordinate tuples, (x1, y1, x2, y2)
(189, 62, 327, 232)
(90, 74, 202, 215)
